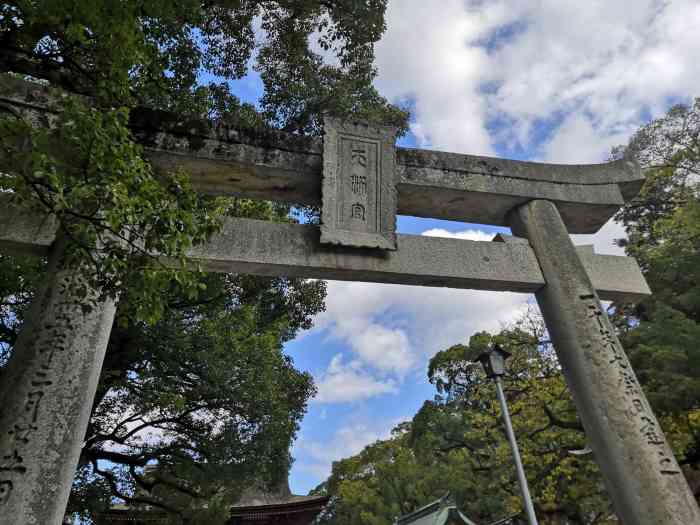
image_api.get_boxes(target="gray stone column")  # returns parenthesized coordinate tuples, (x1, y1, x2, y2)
(0, 234, 117, 524)
(509, 199, 700, 525)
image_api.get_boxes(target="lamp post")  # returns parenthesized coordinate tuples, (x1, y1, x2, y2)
(476, 345, 539, 525)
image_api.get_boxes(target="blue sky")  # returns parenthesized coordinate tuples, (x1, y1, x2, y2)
(221, 0, 700, 495)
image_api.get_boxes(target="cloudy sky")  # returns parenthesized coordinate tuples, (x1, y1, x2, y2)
(230, 0, 700, 494)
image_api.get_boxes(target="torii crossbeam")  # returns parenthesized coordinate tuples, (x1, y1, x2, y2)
(0, 76, 698, 525)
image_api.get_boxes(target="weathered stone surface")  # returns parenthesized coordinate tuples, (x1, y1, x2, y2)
(510, 199, 700, 525)
(0, 202, 651, 302)
(396, 152, 640, 233)
(0, 74, 644, 234)
(492, 234, 648, 302)
(190, 218, 543, 293)
(0, 234, 117, 525)
(320, 117, 398, 249)
(0, 200, 59, 257)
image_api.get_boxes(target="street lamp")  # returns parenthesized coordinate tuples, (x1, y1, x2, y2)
(475, 345, 539, 525)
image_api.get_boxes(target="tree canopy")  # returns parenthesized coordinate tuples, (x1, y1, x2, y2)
(0, 0, 408, 131)
(60, 202, 326, 523)
(613, 99, 700, 492)
(0, 1, 409, 523)
(314, 311, 614, 525)
(0, 0, 409, 320)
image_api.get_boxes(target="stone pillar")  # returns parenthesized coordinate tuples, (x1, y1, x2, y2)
(509, 199, 700, 525)
(0, 234, 117, 524)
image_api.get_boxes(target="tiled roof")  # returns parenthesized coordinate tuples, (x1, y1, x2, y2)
(395, 494, 477, 525)
(229, 492, 330, 517)
(232, 492, 329, 508)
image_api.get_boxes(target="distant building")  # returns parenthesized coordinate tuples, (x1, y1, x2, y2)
(93, 473, 328, 525)
(395, 494, 523, 525)
(93, 503, 169, 524)
(227, 488, 329, 525)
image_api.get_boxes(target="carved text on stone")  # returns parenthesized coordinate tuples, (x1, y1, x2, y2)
(321, 118, 397, 250)
(579, 294, 681, 476)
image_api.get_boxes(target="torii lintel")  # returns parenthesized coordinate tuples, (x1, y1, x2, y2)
(0, 74, 643, 234)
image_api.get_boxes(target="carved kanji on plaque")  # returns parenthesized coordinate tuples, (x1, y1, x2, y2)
(321, 117, 398, 250)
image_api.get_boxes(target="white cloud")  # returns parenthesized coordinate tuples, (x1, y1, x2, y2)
(422, 228, 495, 242)
(571, 218, 627, 256)
(375, 0, 507, 155)
(488, 1, 700, 160)
(539, 113, 634, 164)
(307, 219, 631, 408)
(375, 0, 700, 163)
(348, 324, 413, 375)
(303, 424, 385, 464)
(370, 0, 700, 265)
(313, 354, 398, 404)
(295, 417, 409, 480)
(308, 228, 527, 404)
(313, 286, 415, 377)
(315, 280, 524, 362)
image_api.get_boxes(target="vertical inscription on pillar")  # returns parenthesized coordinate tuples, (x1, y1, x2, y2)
(579, 293, 682, 476)
(321, 117, 398, 250)
(0, 294, 76, 506)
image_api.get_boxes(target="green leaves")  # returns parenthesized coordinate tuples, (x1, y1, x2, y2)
(65, 268, 324, 520)
(615, 99, 700, 437)
(1, 1, 404, 521)
(2, 1, 409, 134)
(318, 313, 613, 525)
(1, 1, 409, 322)
(1, 96, 223, 323)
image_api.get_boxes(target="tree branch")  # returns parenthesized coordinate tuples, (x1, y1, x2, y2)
(542, 403, 584, 431)
(90, 457, 181, 515)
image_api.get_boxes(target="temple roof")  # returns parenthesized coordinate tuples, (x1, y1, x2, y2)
(232, 493, 330, 508)
(396, 494, 477, 525)
(228, 483, 329, 522)
(395, 494, 523, 525)
(229, 492, 330, 514)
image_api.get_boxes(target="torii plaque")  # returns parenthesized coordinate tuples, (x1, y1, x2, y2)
(0, 76, 698, 525)
(321, 117, 398, 250)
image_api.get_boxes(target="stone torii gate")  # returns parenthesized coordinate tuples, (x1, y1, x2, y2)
(0, 76, 698, 525)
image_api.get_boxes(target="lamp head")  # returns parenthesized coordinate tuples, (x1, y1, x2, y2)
(475, 344, 511, 378)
